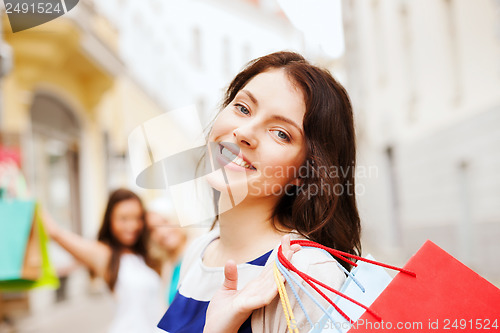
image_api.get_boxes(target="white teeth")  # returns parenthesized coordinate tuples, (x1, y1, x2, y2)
(221, 147, 253, 169)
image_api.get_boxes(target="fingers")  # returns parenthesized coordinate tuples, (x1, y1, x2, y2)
(223, 260, 238, 291)
(282, 234, 291, 253)
(281, 234, 302, 261)
(291, 244, 301, 253)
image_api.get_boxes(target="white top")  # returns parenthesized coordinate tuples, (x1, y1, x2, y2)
(158, 229, 346, 332)
(108, 254, 164, 333)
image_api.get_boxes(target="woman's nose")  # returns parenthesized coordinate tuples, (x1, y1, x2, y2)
(128, 218, 143, 230)
(232, 126, 257, 147)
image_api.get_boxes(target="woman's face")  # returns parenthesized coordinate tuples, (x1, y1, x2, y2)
(111, 199, 144, 247)
(207, 68, 307, 201)
(146, 212, 186, 252)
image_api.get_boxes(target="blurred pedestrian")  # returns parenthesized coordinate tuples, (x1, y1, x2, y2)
(43, 188, 163, 333)
(146, 199, 188, 307)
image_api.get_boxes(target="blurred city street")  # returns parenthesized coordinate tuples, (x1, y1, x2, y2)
(1, 293, 114, 333)
(1, 0, 499, 331)
(0, 268, 116, 333)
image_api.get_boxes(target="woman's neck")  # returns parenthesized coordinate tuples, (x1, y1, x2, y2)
(211, 193, 289, 264)
(120, 247, 135, 255)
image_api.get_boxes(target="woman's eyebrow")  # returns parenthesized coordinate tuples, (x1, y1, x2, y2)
(240, 89, 303, 136)
(241, 89, 258, 106)
(271, 115, 303, 136)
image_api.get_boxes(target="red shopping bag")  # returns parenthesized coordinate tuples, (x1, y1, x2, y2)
(349, 240, 500, 332)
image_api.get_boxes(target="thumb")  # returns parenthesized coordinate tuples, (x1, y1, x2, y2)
(223, 260, 238, 291)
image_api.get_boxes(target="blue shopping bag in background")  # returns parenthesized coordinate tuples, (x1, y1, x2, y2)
(0, 199, 39, 281)
(0, 200, 59, 291)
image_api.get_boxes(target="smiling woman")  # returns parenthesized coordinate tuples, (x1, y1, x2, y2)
(206, 68, 307, 201)
(42, 189, 163, 333)
(157, 51, 361, 333)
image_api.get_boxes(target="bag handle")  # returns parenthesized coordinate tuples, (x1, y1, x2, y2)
(286, 240, 416, 276)
(273, 262, 300, 333)
(0, 161, 29, 199)
(276, 256, 334, 330)
(277, 240, 416, 324)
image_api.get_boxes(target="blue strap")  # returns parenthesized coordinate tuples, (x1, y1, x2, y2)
(275, 259, 313, 328)
(275, 258, 340, 331)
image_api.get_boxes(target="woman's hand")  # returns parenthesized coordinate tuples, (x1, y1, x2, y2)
(203, 235, 301, 333)
(40, 207, 61, 239)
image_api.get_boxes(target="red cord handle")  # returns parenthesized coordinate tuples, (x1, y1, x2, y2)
(277, 239, 416, 323)
(287, 240, 416, 277)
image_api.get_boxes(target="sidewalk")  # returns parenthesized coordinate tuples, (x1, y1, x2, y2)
(4, 293, 114, 333)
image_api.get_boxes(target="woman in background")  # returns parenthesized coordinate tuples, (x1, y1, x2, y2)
(146, 202, 188, 306)
(43, 188, 163, 333)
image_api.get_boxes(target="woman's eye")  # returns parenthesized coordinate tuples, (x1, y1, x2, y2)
(235, 104, 250, 115)
(274, 130, 290, 142)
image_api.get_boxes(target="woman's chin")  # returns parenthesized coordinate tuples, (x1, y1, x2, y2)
(205, 169, 252, 203)
(120, 240, 138, 248)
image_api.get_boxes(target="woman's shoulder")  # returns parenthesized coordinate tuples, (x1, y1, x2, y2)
(96, 240, 112, 253)
(90, 241, 112, 277)
(291, 247, 346, 291)
(267, 232, 346, 287)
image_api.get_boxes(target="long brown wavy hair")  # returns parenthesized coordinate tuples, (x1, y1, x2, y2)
(97, 188, 159, 290)
(210, 51, 361, 270)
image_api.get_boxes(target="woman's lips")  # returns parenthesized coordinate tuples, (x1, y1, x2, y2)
(216, 142, 257, 171)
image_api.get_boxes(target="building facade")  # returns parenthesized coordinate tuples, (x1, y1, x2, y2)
(92, 0, 310, 126)
(0, 0, 175, 329)
(342, 0, 500, 283)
